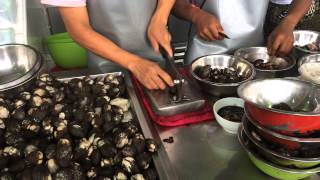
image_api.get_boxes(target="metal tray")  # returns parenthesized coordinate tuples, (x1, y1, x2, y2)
(54, 71, 178, 180)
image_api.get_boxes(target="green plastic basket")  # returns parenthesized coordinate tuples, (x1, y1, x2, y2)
(47, 32, 87, 69)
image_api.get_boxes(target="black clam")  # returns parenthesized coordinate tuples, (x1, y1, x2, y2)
(113, 131, 129, 149)
(145, 139, 158, 153)
(121, 145, 137, 157)
(54, 168, 72, 180)
(121, 157, 139, 174)
(136, 152, 151, 170)
(143, 169, 157, 180)
(56, 139, 73, 167)
(99, 144, 117, 158)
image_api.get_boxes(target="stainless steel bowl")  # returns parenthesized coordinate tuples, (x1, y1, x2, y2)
(293, 30, 320, 59)
(190, 54, 256, 97)
(0, 44, 43, 92)
(234, 47, 296, 79)
(238, 127, 320, 180)
(242, 116, 320, 168)
(298, 54, 320, 85)
(238, 78, 320, 136)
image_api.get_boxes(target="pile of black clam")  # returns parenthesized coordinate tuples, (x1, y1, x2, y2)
(0, 73, 158, 180)
(194, 65, 247, 83)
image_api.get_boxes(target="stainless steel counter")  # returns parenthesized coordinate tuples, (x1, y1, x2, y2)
(54, 69, 320, 180)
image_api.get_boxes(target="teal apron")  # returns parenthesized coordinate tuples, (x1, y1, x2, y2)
(186, 0, 269, 64)
(87, 0, 163, 72)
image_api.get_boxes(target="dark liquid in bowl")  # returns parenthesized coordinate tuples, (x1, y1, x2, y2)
(218, 106, 244, 122)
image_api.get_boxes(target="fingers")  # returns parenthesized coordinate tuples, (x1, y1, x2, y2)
(151, 75, 166, 90)
(198, 24, 224, 41)
(268, 35, 281, 56)
(149, 36, 160, 54)
(159, 33, 173, 57)
(268, 34, 294, 56)
(278, 38, 293, 57)
(156, 67, 174, 87)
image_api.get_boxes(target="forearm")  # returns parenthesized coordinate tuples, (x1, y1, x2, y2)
(153, 0, 176, 23)
(58, 8, 140, 70)
(281, 0, 312, 29)
(67, 26, 139, 69)
(172, 0, 200, 23)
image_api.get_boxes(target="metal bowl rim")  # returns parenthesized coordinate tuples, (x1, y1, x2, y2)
(245, 108, 320, 142)
(298, 53, 320, 68)
(234, 46, 297, 72)
(190, 54, 256, 87)
(0, 44, 43, 91)
(238, 78, 320, 116)
(293, 30, 320, 54)
(242, 116, 320, 161)
(238, 127, 320, 173)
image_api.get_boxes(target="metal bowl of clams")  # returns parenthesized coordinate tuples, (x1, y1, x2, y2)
(190, 54, 256, 97)
(0, 44, 44, 92)
(298, 54, 320, 84)
(238, 78, 320, 136)
(293, 30, 320, 59)
(234, 47, 296, 79)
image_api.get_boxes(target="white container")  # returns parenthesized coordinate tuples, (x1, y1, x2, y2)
(213, 97, 244, 134)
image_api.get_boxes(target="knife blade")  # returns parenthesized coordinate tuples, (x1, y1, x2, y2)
(160, 47, 184, 102)
(219, 32, 230, 39)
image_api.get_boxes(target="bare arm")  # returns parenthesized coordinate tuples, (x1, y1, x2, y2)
(172, 0, 224, 41)
(58, 7, 173, 90)
(268, 0, 313, 56)
(172, 0, 200, 23)
(148, 0, 176, 56)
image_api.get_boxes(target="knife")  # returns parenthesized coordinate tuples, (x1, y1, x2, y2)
(219, 32, 230, 39)
(160, 47, 184, 102)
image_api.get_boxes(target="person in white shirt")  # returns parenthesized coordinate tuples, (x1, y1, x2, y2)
(173, 0, 313, 64)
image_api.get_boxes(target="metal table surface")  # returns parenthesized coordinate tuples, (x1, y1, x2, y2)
(53, 69, 320, 180)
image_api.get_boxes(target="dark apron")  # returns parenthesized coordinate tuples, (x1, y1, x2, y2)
(87, 0, 163, 72)
(186, 0, 269, 64)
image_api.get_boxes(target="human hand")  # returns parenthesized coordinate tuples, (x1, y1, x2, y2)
(267, 21, 295, 57)
(128, 57, 173, 90)
(148, 14, 173, 57)
(192, 10, 224, 41)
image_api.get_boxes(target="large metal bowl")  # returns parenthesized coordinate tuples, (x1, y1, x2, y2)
(238, 78, 320, 136)
(190, 54, 256, 97)
(238, 127, 320, 180)
(234, 47, 296, 79)
(298, 54, 320, 85)
(243, 115, 320, 167)
(293, 30, 320, 59)
(0, 44, 43, 92)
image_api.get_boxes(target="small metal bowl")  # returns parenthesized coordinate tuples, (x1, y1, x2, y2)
(298, 54, 320, 85)
(238, 127, 320, 180)
(293, 30, 320, 59)
(190, 54, 256, 97)
(238, 78, 320, 136)
(234, 47, 296, 79)
(0, 44, 44, 92)
(243, 116, 320, 167)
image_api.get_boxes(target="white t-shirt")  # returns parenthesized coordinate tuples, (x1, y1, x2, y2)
(270, 0, 293, 5)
